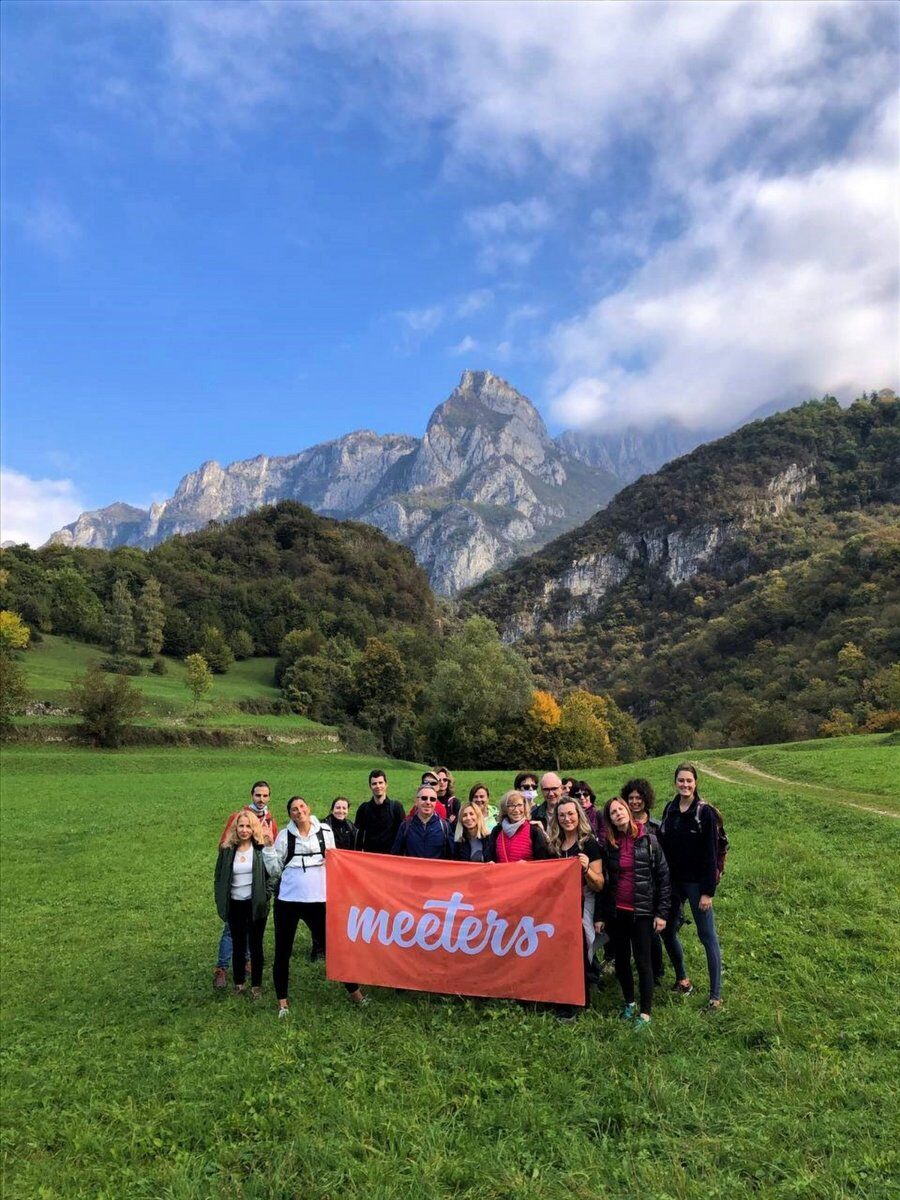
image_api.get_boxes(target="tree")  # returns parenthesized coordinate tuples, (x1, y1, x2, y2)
(136, 577, 166, 656)
(199, 626, 234, 674)
(107, 579, 136, 655)
(352, 638, 415, 755)
(0, 610, 30, 654)
(0, 656, 29, 734)
(557, 690, 616, 768)
(69, 666, 142, 747)
(424, 616, 533, 766)
(605, 698, 645, 764)
(230, 629, 254, 660)
(513, 690, 561, 768)
(185, 653, 213, 703)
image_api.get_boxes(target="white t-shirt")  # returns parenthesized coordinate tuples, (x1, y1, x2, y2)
(230, 847, 254, 900)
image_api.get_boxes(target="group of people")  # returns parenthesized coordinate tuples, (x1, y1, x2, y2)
(213, 765, 725, 1025)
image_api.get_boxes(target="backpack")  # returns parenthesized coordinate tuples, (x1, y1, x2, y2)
(275, 828, 328, 896)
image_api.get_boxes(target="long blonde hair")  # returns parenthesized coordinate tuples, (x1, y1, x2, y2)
(221, 810, 264, 849)
(547, 798, 592, 856)
(454, 800, 490, 842)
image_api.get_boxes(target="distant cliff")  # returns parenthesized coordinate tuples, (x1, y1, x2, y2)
(48, 371, 622, 595)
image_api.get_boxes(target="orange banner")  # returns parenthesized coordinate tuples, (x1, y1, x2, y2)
(325, 850, 585, 1005)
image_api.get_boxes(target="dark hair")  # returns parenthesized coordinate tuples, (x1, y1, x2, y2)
(514, 772, 537, 790)
(572, 780, 596, 804)
(368, 769, 387, 784)
(674, 762, 699, 783)
(468, 782, 490, 801)
(250, 780, 270, 794)
(562, 777, 576, 791)
(286, 795, 307, 814)
(330, 796, 350, 813)
(620, 778, 655, 812)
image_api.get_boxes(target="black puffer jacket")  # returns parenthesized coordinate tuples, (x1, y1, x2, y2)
(600, 829, 671, 922)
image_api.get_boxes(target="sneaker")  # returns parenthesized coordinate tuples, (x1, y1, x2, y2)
(213, 967, 227, 989)
(277, 1004, 290, 1019)
(702, 999, 723, 1015)
(634, 1014, 652, 1030)
(234, 984, 246, 995)
(348, 989, 369, 1007)
(671, 980, 694, 996)
(619, 1003, 637, 1021)
(250, 987, 262, 1001)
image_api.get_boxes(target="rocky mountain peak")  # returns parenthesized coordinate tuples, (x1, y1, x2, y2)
(45, 371, 622, 594)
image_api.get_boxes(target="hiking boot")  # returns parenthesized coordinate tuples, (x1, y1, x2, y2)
(671, 979, 694, 996)
(213, 967, 227, 990)
(702, 999, 723, 1015)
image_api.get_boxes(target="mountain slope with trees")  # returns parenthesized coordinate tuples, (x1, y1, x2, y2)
(464, 393, 900, 748)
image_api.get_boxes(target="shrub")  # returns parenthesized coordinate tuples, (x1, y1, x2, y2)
(69, 666, 143, 748)
(150, 657, 168, 676)
(0, 656, 29, 734)
(98, 656, 143, 676)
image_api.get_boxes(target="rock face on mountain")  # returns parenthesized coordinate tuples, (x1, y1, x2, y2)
(464, 398, 878, 641)
(48, 371, 622, 595)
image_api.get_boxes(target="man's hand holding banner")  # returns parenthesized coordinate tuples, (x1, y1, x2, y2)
(325, 850, 585, 1005)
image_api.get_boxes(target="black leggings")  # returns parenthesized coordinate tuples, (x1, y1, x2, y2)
(228, 899, 267, 987)
(611, 910, 655, 1015)
(273, 899, 358, 1001)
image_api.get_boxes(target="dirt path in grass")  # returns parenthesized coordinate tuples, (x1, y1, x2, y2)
(695, 759, 899, 819)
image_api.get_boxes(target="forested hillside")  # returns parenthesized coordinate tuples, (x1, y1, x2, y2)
(465, 394, 900, 749)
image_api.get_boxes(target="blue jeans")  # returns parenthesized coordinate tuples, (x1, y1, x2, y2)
(663, 882, 722, 1000)
(216, 922, 232, 970)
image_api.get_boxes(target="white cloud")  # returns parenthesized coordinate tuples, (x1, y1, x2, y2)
(448, 335, 478, 356)
(550, 99, 899, 429)
(464, 198, 552, 270)
(456, 288, 493, 317)
(0, 468, 86, 546)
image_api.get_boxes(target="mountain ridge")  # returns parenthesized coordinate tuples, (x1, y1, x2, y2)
(47, 371, 621, 596)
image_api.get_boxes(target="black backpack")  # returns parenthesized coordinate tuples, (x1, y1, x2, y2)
(275, 828, 328, 896)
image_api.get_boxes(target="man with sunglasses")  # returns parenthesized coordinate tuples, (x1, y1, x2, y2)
(392, 785, 453, 859)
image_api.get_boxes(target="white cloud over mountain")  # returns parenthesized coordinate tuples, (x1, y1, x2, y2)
(0, 469, 85, 547)
(141, 0, 897, 428)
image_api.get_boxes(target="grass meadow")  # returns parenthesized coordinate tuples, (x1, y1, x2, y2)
(1, 734, 898, 1199)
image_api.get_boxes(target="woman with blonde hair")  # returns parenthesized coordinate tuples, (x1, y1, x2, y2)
(214, 811, 279, 998)
(486, 790, 551, 863)
(453, 800, 493, 862)
(548, 796, 605, 1018)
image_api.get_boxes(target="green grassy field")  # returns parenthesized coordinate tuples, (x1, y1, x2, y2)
(22, 634, 281, 712)
(1, 734, 898, 1199)
(16, 635, 334, 744)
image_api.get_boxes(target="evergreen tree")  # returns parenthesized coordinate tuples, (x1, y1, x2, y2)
(136, 577, 166, 657)
(107, 579, 136, 655)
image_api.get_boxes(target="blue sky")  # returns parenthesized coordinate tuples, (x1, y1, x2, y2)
(2, 1, 897, 544)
